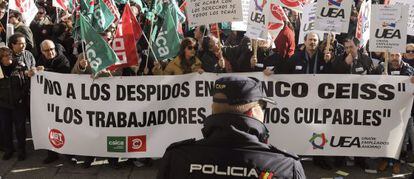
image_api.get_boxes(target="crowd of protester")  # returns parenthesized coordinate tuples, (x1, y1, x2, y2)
(0, 0, 413, 175)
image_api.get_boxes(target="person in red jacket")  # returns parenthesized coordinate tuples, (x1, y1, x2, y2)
(273, 21, 296, 60)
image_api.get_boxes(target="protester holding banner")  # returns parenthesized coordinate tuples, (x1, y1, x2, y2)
(288, 32, 331, 74)
(373, 52, 414, 174)
(157, 76, 305, 179)
(37, 40, 70, 73)
(0, 47, 30, 161)
(8, 33, 36, 71)
(152, 37, 203, 75)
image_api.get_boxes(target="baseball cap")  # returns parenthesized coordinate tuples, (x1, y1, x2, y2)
(212, 76, 276, 106)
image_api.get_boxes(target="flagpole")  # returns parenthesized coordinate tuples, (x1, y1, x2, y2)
(5, 4, 10, 45)
(145, 0, 158, 73)
(56, 7, 60, 23)
(216, 23, 221, 49)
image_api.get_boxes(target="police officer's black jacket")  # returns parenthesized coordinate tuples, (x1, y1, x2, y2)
(157, 113, 306, 179)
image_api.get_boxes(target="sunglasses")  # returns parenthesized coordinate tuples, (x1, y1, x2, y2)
(407, 50, 414, 54)
(186, 45, 197, 50)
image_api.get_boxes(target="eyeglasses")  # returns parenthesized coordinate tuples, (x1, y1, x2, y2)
(186, 45, 197, 50)
(407, 50, 414, 54)
(38, 11, 45, 14)
(42, 48, 55, 52)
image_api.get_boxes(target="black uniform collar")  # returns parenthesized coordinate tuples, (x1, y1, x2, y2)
(202, 113, 270, 143)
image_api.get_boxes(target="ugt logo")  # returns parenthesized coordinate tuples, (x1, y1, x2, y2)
(309, 133, 328, 150)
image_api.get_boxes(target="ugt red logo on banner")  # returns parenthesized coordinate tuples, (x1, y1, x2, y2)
(280, 0, 301, 7)
(268, 4, 285, 30)
(49, 129, 65, 149)
(128, 135, 146, 152)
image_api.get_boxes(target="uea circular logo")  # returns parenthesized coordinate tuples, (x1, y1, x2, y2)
(309, 133, 328, 150)
(49, 129, 65, 149)
(131, 138, 143, 149)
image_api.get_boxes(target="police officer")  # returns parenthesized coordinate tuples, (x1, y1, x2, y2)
(157, 76, 305, 179)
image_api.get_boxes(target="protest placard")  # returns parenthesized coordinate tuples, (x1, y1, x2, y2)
(245, 0, 268, 40)
(186, 0, 243, 28)
(298, 2, 325, 44)
(355, 0, 371, 48)
(389, 0, 414, 36)
(315, 0, 352, 33)
(369, 4, 408, 53)
(231, 0, 250, 31)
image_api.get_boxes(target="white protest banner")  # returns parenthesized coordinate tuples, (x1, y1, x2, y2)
(31, 72, 413, 159)
(274, 0, 303, 13)
(246, 0, 268, 40)
(355, 0, 371, 48)
(315, 0, 352, 33)
(231, 0, 251, 31)
(186, 0, 243, 28)
(9, 0, 38, 25)
(389, 0, 414, 36)
(369, 4, 408, 53)
(298, 2, 325, 44)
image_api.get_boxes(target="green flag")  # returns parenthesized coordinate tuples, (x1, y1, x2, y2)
(80, 0, 95, 19)
(92, 0, 115, 33)
(79, 14, 119, 73)
(150, 2, 182, 60)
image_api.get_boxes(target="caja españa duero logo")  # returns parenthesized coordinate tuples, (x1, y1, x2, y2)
(49, 129, 65, 149)
(309, 133, 328, 150)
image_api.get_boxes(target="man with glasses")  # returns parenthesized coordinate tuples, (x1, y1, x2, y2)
(37, 40, 70, 73)
(36, 39, 71, 164)
(403, 43, 414, 67)
(157, 76, 305, 179)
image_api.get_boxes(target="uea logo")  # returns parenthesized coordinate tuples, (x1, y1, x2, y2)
(320, 0, 345, 18)
(328, 0, 342, 7)
(376, 22, 400, 39)
(251, 0, 267, 24)
(253, 0, 267, 11)
(309, 133, 328, 150)
(382, 22, 396, 28)
(49, 129, 65, 149)
(310, 133, 362, 149)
